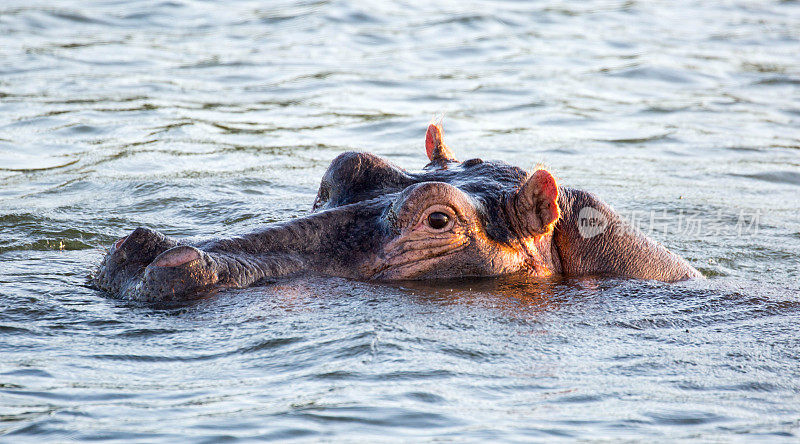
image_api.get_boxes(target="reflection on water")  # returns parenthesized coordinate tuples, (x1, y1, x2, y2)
(1, 0, 799, 441)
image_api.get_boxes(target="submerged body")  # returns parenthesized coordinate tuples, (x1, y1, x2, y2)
(92, 124, 700, 302)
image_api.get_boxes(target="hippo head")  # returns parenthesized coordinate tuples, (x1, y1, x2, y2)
(92, 122, 700, 302)
(310, 123, 562, 280)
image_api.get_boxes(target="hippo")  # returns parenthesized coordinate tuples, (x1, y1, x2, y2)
(91, 123, 701, 302)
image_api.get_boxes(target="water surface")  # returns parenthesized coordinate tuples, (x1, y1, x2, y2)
(1, 0, 799, 441)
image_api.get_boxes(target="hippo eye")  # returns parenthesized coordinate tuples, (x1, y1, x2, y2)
(427, 212, 450, 230)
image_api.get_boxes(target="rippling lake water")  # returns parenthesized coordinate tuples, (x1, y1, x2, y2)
(1, 0, 799, 441)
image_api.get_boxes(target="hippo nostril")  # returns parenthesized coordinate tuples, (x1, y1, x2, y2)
(154, 246, 202, 268)
(114, 236, 128, 250)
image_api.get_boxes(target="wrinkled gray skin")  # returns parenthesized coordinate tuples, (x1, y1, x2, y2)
(92, 125, 700, 303)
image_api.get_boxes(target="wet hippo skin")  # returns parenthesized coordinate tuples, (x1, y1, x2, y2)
(92, 123, 701, 302)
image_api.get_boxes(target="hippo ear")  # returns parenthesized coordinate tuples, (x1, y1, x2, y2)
(425, 123, 457, 165)
(507, 169, 560, 238)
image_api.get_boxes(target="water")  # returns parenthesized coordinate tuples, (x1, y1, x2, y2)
(1, 0, 799, 441)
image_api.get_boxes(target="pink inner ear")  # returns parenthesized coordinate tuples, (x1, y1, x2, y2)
(425, 123, 442, 161)
(531, 169, 560, 230)
(532, 169, 558, 204)
(425, 123, 457, 163)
